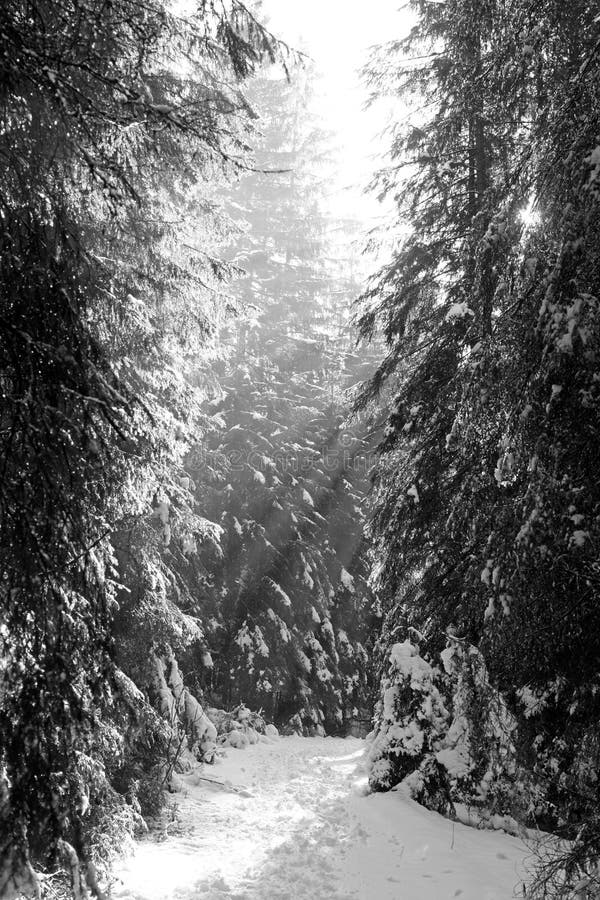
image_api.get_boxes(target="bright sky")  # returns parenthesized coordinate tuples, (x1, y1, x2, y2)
(260, 0, 411, 222)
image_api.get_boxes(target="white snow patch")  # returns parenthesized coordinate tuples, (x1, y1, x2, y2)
(340, 567, 355, 593)
(445, 301, 475, 321)
(270, 581, 292, 607)
(570, 529, 588, 548)
(407, 483, 420, 504)
(587, 145, 600, 185)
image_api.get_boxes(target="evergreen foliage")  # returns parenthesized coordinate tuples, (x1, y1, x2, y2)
(190, 69, 377, 735)
(359, 0, 600, 886)
(0, 1, 284, 892)
(4, 0, 600, 894)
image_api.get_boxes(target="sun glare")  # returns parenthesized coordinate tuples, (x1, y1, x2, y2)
(519, 196, 541, 228)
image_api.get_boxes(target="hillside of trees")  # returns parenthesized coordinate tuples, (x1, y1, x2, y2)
(1, 0, 600, 898)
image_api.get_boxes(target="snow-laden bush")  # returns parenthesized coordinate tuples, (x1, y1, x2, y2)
(367, 640, 450, 810)
(368, 636, 528, 826)
(207, 703, 279, 748)
(151, 647, 217, 771)
(437, 640, 526, 828)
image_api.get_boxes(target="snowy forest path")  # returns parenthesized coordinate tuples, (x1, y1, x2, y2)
(112, 737, 531, 900)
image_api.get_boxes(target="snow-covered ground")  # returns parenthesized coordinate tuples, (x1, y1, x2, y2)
(112, 737, 532, 900)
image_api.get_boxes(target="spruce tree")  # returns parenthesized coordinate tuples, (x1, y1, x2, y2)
(0, 1, 282, 892)
(359, 0, 600, 883)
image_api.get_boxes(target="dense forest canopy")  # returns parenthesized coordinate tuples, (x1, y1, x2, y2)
(1, 0, 600, 898)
